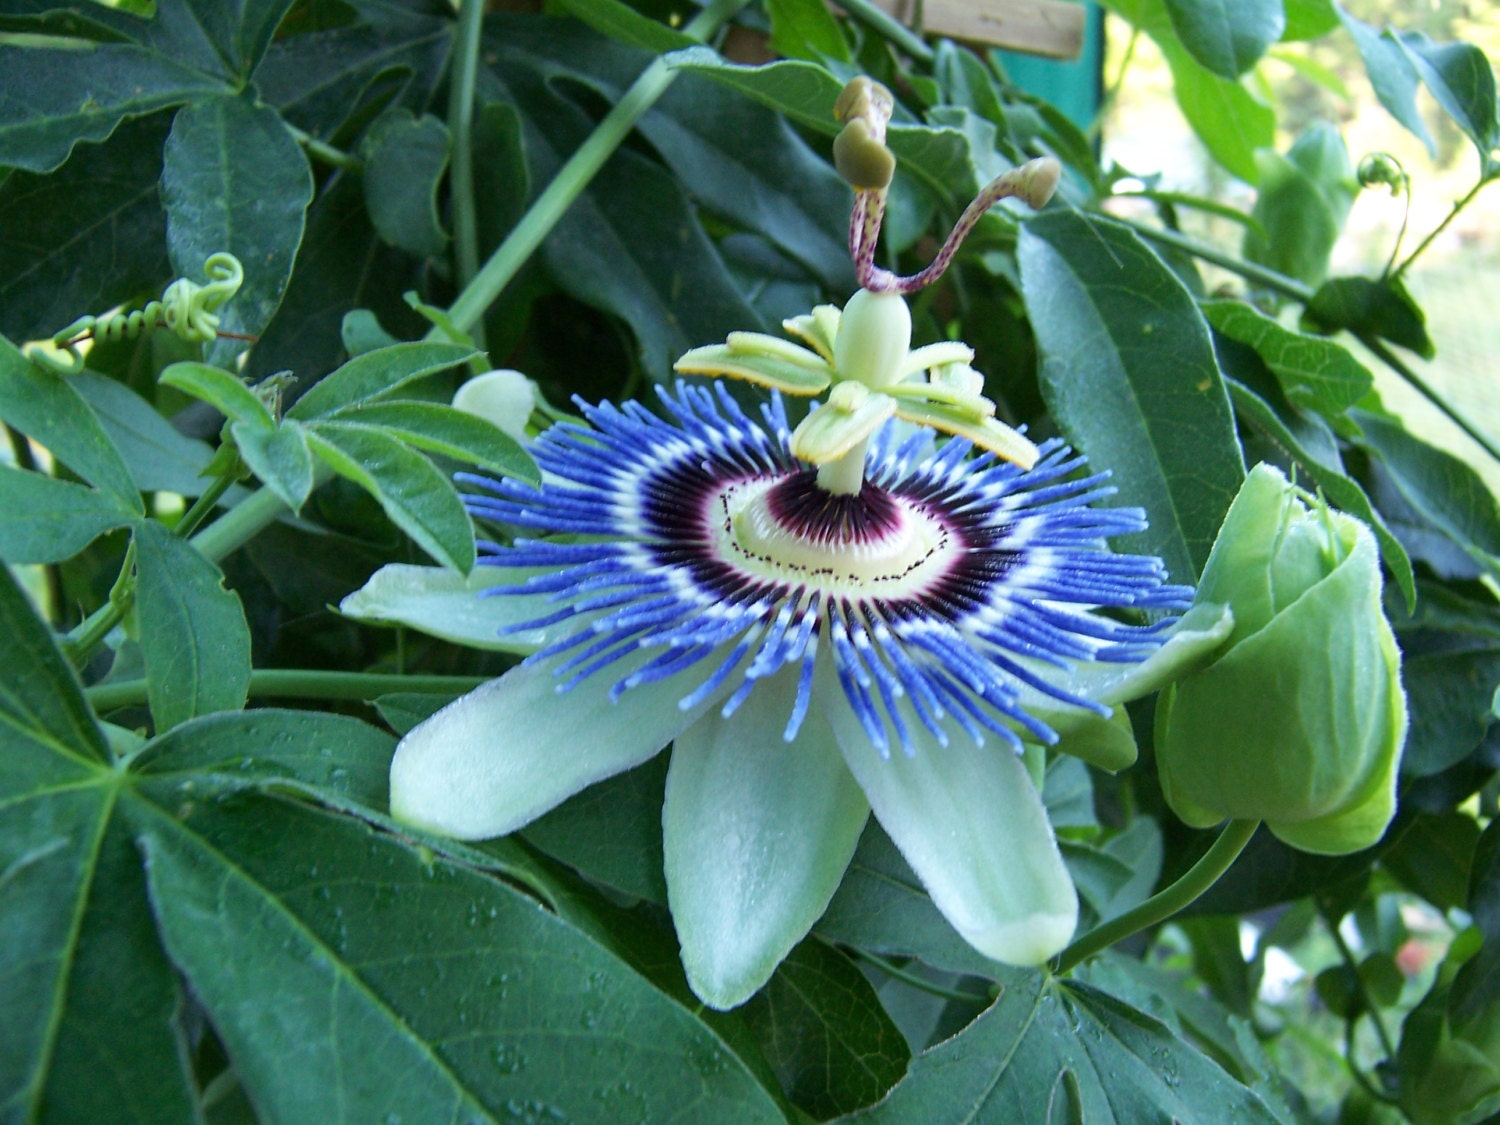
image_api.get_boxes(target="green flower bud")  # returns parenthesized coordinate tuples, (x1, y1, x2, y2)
(833, 120, 896, 191)
(1154, 464, 1407, 854)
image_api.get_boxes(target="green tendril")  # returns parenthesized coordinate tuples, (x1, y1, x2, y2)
(40, 252, 245, 374)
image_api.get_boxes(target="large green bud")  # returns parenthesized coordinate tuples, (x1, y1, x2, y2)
(1154, 464, 1406, 854)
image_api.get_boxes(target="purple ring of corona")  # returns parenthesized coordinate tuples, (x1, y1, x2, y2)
(458, 381, 1193, 757)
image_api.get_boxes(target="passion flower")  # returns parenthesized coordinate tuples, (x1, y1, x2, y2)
(385, 75, 1213, 1008)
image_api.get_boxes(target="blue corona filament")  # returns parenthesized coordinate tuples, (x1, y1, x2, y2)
(459, 382, 1191, 759)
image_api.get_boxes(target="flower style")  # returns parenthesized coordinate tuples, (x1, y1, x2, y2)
(384, 77, 1228, 1009)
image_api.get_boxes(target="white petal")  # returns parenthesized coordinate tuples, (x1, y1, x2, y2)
(452, 368, 537, 441)
(665, 664, 870, 1010)
(390, 646, 734, 840)
(339, 563, 565, 652)
(818, 661, 1077, 966)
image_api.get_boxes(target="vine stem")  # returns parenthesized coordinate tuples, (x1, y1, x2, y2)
(835, 0, 933, 62)
(1320, 897, 1399, 1063)
(284, 123, 362, 172)
(447, 0, 486, 348)
(437, 0, 750, 338)
(1356, 332, 1500, 466)
(1054, 819, 1260, 974)
(1393, 174, 1495, 280)
(87, 670, 488, 711)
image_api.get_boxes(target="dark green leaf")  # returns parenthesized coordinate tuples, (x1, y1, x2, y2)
(161, 95, 313, 367)
(305, 420, 476, 572)
(665, 48, 843, 135)
(1401, 649, 1500, 777)
(741, 939, 910, 1120)
(134, 793, 786, 1123)
(0, 561, 108, 786)
(552, 0, 696, 53)
(1338, 10, 1435, 156)
(641, 75, 854, 292)
(134, 708, 394, 811)
(1243, 123, 1358, 288)
(1205, 299, 1371, 414)
(1382, 811, 1480, 911)
(288, 341, 477, 420)
(1452, 820, 1500, 1028)
(232, 420, 316, 513)
(360, 109, 450, 259)
(72, 371, 227, 497)
(182, 0, 298, 79)
(0, 112, 172, 346)
(254, 6, 451, 142)
(0, 790, 198, 1125)
(340, 309, 403, 357)
(1180, 916, 1255, 1017)
(1303, 274, 1435, 358)
(0, 465, 137, 564)
(1163, 0, 1284, 77)
(524, 755, 671, 904)
(1019, 211, 1244, 582)
(766, 0, 851, 63)
(1354, 409, 1500, 572)
(839, 974, 1286, 1123)
(1225, 378, 1415, 607)
(159, 361, 275, 428)
(330, 400, 540, 483)
(0, 37, 221, 173)
(1042, 755, 1097, 832)
(133, 519, 252, 729)
(243, 172, 426, 384)
(1395, 30, 1499, 165)
(0, 338, 143, 515)
(817, 823, 1011, 979)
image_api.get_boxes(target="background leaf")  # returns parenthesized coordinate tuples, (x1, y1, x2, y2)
(1019, 211, 1244, 582)
(0, 338, 144, 514)
(0, 466, 138, 564)
(839, 974, 1287, 1123)
(1163, 0, 1285, 77)
(161, 94, 313, 367)
(741, 938, 910, 1120)
(133, 519, 252, 729)
(0, 113, 172, 349)
(359, 109, 451, 259)
(305, 421, 476, 572)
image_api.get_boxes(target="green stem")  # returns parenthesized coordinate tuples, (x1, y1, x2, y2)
(87, 669, 488, 712)
(446, 0, 486, 348)
(285, 124, 363, 172)
(436, 0, 750, 337)
(1054, 819, 1260, 974)
(172, 470, 238, 540)
(835, 0, 934, 62)
(1321, 898, 1399, 1064)
(65, 537, 137, 666)
(1393, 174, 1494, 280)
(1356, 332, 1500, 467)
(1112, 216, 1316, 303)
(850, 949, 992, 1005)
(187, 484, 292, 564)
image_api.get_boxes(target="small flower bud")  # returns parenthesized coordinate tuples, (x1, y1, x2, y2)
(1358, 152, 1405, 194)
(1154, 464, 1407, 855)
(833, 120, 896, 191)
(452, 368, 538, 441)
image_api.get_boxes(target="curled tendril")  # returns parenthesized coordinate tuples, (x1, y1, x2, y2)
(40, 251, 246, 374)
(832, 78, 1060, 295)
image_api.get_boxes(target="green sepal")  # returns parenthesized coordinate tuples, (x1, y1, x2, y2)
(782, 306, 841, 363)
(789, 385, 895, 462)
(889, 398, 1039, 468)
(674, 343, 831, 396)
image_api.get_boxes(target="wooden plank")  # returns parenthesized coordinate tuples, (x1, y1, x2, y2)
(857, 0, 1086, 59)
